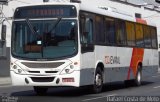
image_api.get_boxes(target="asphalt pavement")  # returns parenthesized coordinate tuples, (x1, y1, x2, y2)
(0, 72, 160, 102)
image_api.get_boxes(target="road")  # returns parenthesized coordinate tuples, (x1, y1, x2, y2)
(1, 73, 160, 102)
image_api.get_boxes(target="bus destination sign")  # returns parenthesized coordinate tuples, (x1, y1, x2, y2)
(14, 5, 77, 19)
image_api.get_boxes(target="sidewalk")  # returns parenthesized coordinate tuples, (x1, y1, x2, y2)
(0, 77, 11, 86)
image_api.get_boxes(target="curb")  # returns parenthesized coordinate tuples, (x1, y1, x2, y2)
(0, 77, 11, 86)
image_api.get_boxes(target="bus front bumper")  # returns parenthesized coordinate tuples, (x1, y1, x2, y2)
(10, 70, 80, 87)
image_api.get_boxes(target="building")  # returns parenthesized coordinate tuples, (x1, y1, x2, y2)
(0, 0, 160, 76)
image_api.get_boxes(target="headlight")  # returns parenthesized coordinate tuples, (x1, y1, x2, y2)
(60, 64, 75, 75)
(11, 64, 26, 74)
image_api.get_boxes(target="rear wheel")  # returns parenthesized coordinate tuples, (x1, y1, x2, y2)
(34, 86, 48, 95)
(135, 65, 142, 86)
(125, 65, 142, 87)
(92, 67, 103, 93)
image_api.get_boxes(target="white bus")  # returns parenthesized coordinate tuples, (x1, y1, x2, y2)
(10, 0, 158, 94)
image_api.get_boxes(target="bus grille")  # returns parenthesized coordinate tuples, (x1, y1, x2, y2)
(21, 62, 64, 68)
(30, 77, 55, 82)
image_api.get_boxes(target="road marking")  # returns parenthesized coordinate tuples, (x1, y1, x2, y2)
(151, 75, 160, 78)
(82, 94, 117, 102)
(153, 86, 160, 89)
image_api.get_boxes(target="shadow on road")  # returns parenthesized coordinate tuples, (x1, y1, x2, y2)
(102, 81, 153, 92)
(11, 81, 154, 97)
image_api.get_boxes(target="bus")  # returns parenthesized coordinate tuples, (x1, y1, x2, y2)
(10, 0, 158, 94)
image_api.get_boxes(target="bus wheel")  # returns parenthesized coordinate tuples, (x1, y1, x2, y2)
(34, 86, 48, 95)
(92, 67, 103, 93)
(135, 65, 142, 86)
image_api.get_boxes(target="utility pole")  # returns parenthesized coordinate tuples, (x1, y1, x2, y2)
(0, 0, 8, 58)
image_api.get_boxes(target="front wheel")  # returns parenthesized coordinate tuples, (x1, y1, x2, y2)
(92, 68, 103, 93)
(34, 86, 48, 95)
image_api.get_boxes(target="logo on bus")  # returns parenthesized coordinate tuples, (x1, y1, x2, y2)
(105, 56, 120, 64)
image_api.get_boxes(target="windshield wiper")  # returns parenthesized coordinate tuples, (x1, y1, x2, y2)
(25, 18, 43, 57)
(25, 18, 37, 36)
(48, 17, 62, 33)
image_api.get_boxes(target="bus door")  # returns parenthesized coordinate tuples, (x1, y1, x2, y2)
(79, 12, 95, 85)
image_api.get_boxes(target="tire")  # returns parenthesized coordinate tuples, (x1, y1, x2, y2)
(34, 86, 48, 95)
(134, 65, 142, 86)
(92, 67, 103, 93)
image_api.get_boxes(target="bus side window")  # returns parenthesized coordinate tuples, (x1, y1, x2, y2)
(115, 19, 126, 46)
(104, 17, 116, 45)
(85, 18, 93, 44)
(126, 22, 136, 46)
(151, 27, 158, 49)
(135, 24, 144, 47)
(143, 25, 151, 48)
(80, 16, 93, 44)
(95, 15, 104, 44)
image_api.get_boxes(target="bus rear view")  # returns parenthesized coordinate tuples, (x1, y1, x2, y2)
(10, 3, 80, 94)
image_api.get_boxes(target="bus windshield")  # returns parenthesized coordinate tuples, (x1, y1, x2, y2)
(12, 19, 78, 59)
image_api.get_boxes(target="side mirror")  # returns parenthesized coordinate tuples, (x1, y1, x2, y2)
(1, 25, 6, 41)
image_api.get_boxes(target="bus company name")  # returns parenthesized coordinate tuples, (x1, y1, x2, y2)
(105, 56, 120, 64)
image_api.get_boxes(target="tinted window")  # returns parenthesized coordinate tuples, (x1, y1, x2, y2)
(85, 18, 93, 44)
(143, 26, 151, 48)
(115, 20, 126, 45)
(135, 24, 144, 47)
(80, 15, 93, 44)
(104, 17, 115, 45)
(95, 15, 104, 43)
(151, 27, 157, 49)
(126, 22, 135, 46)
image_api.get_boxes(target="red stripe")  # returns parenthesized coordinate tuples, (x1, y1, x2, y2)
(127, 48, 134, 80)
(136, 18, 147, 24)
(127, 48, 144, 80)
(127, 67, 131, 80)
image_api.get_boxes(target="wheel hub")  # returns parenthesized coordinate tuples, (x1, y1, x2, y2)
(95, 74, 102, 86)
(137, 72, 141, 82)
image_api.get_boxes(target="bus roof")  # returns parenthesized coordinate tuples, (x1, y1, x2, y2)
(15, 0, 156, 27)
(80, 0, 156, 27)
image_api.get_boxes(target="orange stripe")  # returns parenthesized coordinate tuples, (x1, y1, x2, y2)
(127, 48, 144, 80)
